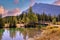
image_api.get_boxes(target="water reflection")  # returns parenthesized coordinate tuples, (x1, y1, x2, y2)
(0, 29, 4, 40)
(2, 29, 12, 40)
(1, 28, 28, 40)
(13, 31, 24, 40)
(0, 28, 41, 40)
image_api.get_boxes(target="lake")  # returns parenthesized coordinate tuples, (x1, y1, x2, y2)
(0, 28, 41, 40)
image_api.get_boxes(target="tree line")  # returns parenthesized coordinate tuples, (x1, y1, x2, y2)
(0, 7, 60, 27)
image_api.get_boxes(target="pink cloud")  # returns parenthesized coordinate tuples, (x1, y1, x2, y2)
(0, 6, 21, 17)
(54, 0, 60, 5)
(0, 6, 8, 17)
(2, 10, 8, 17)
(7, 8, 20, 16)
(14, 0, 19, 4)
(30, 0, 35, 6)
(0, 6, 5, 14)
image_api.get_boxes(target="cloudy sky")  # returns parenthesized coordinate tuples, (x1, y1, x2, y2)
(0, 0, 60, 17)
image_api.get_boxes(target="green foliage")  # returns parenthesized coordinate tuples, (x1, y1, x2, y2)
(37, 13, 52, 22)
(21, 7, 38, 23)
(22, 13, 29, 23)
(9, 16, 17, 28)
(28, 7, 38, 22)
(1, 7, 60, 28)
(0, 18, 5, 27)
(52, 16, 56, 24)
(40, 12, 48, 21)
(57, 14, 60, 21)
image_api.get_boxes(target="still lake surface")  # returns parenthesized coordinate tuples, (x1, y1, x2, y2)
(0, 28, 41, 40)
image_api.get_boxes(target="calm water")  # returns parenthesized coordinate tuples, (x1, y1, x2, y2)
(0, 28, 41, 40)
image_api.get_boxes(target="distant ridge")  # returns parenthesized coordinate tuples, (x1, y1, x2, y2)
(25, 3, 60, 16)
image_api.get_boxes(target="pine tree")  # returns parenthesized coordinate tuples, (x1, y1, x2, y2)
(52, 15, 56, 24)
(28, 7, 38, 23)
(0, 14, 5, 28)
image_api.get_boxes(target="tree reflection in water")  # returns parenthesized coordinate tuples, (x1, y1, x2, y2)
(0, 29, 4, 40)
(1, 28, 29, 40)
(0, 28, 40, 40)
(9, 28, 16, 39)
(2, 29, 12, 40)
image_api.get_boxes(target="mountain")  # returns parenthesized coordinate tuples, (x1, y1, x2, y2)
(25, 3, 60, 16)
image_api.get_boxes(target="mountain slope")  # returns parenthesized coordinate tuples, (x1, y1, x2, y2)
(27, 3, 60, 16)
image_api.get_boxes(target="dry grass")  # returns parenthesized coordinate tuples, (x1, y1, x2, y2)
(35, 26, 60, 40)
(56, 22, 60, 25)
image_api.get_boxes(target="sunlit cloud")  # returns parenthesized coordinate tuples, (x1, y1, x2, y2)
(0, 6, 5, 14)
(7, 8, 20, 16)
(2, 10, 8, 17)
(14, 0, 19, 4)
(30, 0, 35, 6)
(0, 6, 9, 17)
(54, 0, 60, 5)
(0, 6, 21, 17)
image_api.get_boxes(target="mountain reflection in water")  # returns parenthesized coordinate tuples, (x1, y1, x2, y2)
(0, 28, 28, 40)
(0, 28, 41, 40)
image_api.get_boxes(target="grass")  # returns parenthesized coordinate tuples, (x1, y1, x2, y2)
(56, 22, 60, 25)
(35, 26, 60, 40)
